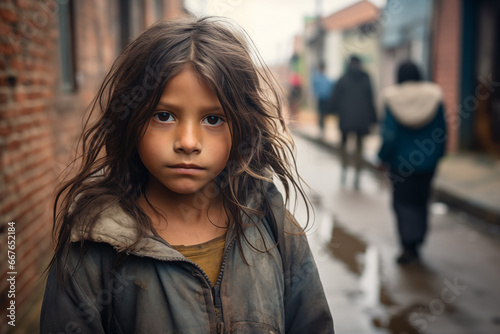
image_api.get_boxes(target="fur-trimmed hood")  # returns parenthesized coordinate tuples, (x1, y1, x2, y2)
(69, 182, 271, 260)
(69, 203, 178, 260)
(383, 81, 443, 128)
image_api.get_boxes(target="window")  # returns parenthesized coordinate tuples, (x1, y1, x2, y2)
(58, 0, 75, 92)
(119, 0, 131, 51)
(155, 0, 164, 20)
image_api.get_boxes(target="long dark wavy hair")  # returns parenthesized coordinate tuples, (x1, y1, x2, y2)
(48, 16, 310, 272)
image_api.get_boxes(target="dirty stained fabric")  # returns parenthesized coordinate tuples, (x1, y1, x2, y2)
(40, 182, 334, 334)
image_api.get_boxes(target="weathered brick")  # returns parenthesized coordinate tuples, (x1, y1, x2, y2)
(0, 20, 11, 35)
(10, 57, 25, 70)
(0, 8, 18, 23)
(0, 107, 17, 119)
(39, 76, 54, 85)
(433, 0, 461, 152)
(16, 0, 32, 10)
(18, 74, 34, 85)
(25, 60, 36, 70)
(19, 104, 45, 115)
(0, 92, 7, 104)
(31, 35, 45, 46)
(19, 239, 41, 266)
(17, 204, 48, 244)
(0, 42, 16, 55)
(6, 138, 21, 150)
(0, 124, 12, 136)
(28, 46, 46, 59)
(13, 91, 27, 102)
(19, 196, 52, 225)
(27, 91, 44, 99)
(17, 269, 41, 308)
(0, 200, 16, 215)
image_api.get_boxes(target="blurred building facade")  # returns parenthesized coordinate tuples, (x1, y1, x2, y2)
(0, 0, 185, 332)
(381, 0, 500, 156)
(459, 0, 500, 156)
(300, 0, 500, 158)
(321, 0, 380, 84)
(303, 1, 382, 115)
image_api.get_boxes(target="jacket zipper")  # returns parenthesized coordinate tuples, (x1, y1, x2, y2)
(211, 237, 236, 333)
(157, 257, 222, 333)
(148, 235, 236, 334)
(211, 285, 223, 333)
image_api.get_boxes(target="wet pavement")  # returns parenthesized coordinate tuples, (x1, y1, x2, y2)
(290, 134, 500, 334)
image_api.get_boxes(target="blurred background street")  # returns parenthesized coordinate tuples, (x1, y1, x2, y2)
(290, 112, 500, 334)
(2, 0, 500, 333)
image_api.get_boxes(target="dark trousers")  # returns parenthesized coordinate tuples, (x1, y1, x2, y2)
(318, 99, 329, 131)
(391, 171, 435, 250)
(340, 131, 364, 174)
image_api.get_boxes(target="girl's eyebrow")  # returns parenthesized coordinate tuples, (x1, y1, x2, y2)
(156, 102, 223, 113)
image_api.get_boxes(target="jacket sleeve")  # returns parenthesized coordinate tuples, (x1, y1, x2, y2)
(377, 106, 399, 165)
(264, 182, 334, 333)
(40, 243, 111, 334)
(283, 215, 334, 334)
(366, 76, 377, 124)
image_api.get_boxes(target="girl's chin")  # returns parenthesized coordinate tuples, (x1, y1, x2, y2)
(160, 182, 212, 196)
(147, 176, 219, 198)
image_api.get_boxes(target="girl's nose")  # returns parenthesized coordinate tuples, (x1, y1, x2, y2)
(173, 122, 201, 154)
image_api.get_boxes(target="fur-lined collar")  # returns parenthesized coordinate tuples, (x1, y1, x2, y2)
(69, 182, 272, 261)
(70, 204, 185, 261)
(383, 81, 443, 128)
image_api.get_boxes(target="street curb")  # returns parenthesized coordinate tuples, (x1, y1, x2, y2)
(432, 188, 500, 225)
(292, 129, 500, 226)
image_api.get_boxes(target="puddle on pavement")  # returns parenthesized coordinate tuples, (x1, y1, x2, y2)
(372, 304, 424, 334)
(328, 224, 366, 275)
(327, 222, 456, 334)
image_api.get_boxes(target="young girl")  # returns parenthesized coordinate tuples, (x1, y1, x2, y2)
(41, 17, 334, 333)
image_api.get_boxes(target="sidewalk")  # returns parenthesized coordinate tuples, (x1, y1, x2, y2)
(291, 109, 500, 225)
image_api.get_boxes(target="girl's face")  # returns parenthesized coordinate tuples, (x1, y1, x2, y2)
(138, 65, 232, 196)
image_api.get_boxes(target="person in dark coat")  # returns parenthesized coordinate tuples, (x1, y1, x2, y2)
(378, 61, 447, 264)
(329, 55, 377, 189)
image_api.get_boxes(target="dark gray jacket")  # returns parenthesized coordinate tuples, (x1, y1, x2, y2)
(41, 183, 334, 333)
(328, 67, 377, 134)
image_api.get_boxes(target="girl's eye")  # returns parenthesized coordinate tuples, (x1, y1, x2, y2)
(203, 115, 224, 126)
(153, 112, 174, 123)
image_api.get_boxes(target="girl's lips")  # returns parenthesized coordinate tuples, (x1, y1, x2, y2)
(169, 164, 204, 169)
(168, 164, 205, 175)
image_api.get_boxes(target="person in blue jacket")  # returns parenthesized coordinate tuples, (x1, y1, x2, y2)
(378, 61, 447, 264)
(312, 61, 334, 135)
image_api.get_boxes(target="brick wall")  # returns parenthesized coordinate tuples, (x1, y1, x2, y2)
(0, 1, 184, 332)
(0, 1, 60, 332)
(432, 0, 462, 152)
